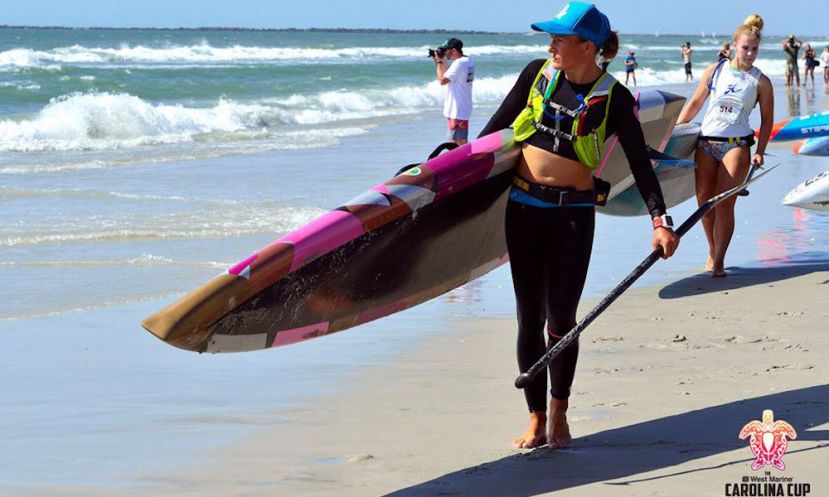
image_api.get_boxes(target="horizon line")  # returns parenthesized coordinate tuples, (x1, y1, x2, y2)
(0, 24, 821, 38)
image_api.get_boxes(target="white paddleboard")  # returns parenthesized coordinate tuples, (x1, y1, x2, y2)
(782, 169, 829, 211)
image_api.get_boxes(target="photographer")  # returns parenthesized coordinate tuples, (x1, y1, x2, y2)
(783, 35, 802, 87)
(433, 38, 475, 144)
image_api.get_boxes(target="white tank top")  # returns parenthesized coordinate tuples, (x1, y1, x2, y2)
(700, 63, 761, 138)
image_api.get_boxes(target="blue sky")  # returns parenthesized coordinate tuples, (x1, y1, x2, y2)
(2, 0, 824, 36)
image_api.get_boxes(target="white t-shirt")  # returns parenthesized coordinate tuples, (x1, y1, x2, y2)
(443, 56, 474, 120)
(821, 51, 829, 67)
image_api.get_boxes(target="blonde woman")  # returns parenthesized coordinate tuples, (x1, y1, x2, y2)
(676, 14, 773, 277)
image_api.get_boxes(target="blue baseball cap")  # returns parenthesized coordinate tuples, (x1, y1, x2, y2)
(531, 2, 611, 48)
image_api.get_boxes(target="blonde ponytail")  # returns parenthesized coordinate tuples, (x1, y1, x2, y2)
(734, 14, 764, 41)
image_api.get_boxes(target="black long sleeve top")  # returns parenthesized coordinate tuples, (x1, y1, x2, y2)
(479, 59, 667, 217)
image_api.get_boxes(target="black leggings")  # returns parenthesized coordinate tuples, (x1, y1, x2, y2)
(505, 200, 595, 412)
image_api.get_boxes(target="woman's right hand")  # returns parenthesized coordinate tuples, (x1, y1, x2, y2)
(652, 227, 679, 259)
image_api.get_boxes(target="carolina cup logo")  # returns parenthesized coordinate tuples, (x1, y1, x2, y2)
(738, 409, 797, 470)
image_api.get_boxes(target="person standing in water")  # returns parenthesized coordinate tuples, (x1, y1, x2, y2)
(681, 41, 694, 81)
(802, 43, 817, 87)
(783, 35, 802, 87)
(479, 1, 678, 449)
(624, 50, 637, 85)
(676, 14, 773, 277)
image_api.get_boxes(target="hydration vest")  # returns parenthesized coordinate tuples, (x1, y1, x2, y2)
(512, 59, 618, 170)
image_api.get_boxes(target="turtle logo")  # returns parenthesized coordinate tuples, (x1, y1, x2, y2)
(738, 409, 797, 470)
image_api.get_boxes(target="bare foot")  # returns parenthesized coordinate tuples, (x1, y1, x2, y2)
(711, 261, 726, 278)
(547, 398, 572, 448)
(705, 255, 715, 272)
(513, 412, 547, 449)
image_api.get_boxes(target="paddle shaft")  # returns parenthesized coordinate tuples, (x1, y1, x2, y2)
(514, 164, 773, 390)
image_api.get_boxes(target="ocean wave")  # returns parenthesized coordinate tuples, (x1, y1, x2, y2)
(0, 254, 174, 266)
(0, 127, 371, 173)
(1, 204, 325, 247)
(609, 57, 786, 86)
(0, 42, 549, 70)
(0, 89, 387, 153)
(0, 81, 41, 91)
(0, 74, 514, 153)
(0, 186, 249, 204)
(0, 59, 788, 155)
(0, 254, 232, 268)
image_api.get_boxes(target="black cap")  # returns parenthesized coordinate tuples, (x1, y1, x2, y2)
(441, 38, 463, 51)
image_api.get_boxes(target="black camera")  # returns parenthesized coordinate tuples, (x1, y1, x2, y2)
(427, 47, 446, 59)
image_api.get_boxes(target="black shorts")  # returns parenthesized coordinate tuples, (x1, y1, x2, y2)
(684, 62, 692, 75)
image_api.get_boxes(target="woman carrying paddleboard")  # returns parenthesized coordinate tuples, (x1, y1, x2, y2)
(479, 1, 679, 449)
(675, 14, 773, 278)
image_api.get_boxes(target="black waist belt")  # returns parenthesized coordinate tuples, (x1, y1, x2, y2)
(699, 134, 755, 146)
(512, 176, 599, 206)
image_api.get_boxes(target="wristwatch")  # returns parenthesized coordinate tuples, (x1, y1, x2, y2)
(652, 214, 674, 230)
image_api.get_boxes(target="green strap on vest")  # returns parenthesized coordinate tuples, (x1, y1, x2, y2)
(512, 59, 618, 170)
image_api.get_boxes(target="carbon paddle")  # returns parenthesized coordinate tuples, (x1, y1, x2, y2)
(514, 163, 779, 389)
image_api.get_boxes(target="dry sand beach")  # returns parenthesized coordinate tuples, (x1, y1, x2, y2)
(96, 262, 827, 497)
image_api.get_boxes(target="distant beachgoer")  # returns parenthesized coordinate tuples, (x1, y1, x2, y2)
(718, 42, 732, 61)
(803, 43, 817, 87)
(478, 1, 677, 449)
(433, 38, 475, 145)
(675, 14, 773, 277)
(783, 35, 802, 87)
(681, 42, 693, 81)
(624, 50, 637, 85)
(822, 46, 829, 84)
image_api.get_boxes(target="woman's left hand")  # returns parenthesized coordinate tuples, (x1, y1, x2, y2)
(752, 153, 764, 168)
(652, 227, 679, 259)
